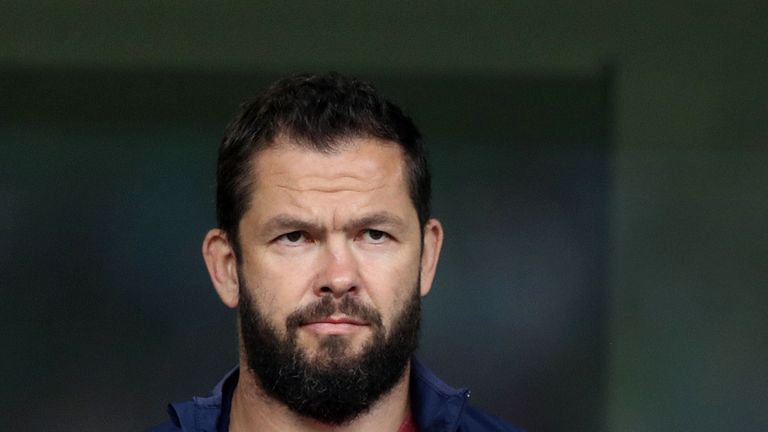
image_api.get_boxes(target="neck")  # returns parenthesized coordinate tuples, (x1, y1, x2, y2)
(229, 358, 412, 432)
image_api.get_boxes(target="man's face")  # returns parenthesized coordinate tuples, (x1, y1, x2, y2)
(232, 137, 435, 422)
(238, 136, 425, 359)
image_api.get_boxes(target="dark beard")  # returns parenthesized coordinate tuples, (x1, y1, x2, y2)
(238, 276, 421, 425)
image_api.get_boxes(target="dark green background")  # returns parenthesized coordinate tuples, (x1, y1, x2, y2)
(1, 2, 766, 431)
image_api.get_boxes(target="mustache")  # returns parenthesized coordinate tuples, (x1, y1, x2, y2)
(286, 295, 383, 329)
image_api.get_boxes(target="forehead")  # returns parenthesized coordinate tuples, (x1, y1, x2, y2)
(258, 138, 403, 184)
(247, 137, 414, 216)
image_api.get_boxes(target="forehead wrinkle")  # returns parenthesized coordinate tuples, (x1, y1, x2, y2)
(272, 182, 389, 194)
(252, 139, 407, 192)
(247, 138, 412, 228)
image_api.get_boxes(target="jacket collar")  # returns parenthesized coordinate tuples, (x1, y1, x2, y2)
(167, 366, 236, 432)
(410, 357, 471, 432)
(168, 358, 470, 432)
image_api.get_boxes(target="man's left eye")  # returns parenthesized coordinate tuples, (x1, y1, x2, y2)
(362, 229, 388, 243)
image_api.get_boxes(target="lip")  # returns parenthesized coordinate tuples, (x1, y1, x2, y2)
(301, 315, 368, 335)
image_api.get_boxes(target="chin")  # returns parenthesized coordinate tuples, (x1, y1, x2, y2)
(305, 336, 371, 365)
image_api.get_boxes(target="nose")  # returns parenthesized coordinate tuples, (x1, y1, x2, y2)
(316, 236, 359, 298)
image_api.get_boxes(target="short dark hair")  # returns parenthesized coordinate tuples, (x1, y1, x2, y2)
(216, 72, 431, 256)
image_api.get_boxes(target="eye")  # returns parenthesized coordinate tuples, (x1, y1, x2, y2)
(276, 231, 309, 245)
(361, 229, 389, 243)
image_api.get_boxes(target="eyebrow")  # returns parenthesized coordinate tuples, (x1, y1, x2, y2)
(262, 214, 320, 235)
(261, 211, 407, 235)
(342, 211, 406, 232)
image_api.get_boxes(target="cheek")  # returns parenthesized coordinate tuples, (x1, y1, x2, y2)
(243, 254, 317, 320)
(361, 253, 421, 321)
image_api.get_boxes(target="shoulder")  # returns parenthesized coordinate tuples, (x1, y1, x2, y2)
(458, 404, 526, 432)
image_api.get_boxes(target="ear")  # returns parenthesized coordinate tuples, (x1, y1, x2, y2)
(202, 228, 240, 308)
(419, 218, 444, 297)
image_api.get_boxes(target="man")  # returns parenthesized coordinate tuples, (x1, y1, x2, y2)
(150, 73, 522, 432)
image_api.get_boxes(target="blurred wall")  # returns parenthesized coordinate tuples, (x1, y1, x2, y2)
(2, 2, 766, 431)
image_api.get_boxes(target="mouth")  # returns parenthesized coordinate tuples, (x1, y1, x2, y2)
(301, 314, 368, 335)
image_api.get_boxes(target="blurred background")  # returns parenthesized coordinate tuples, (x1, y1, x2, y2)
(1, 2, 766, 431)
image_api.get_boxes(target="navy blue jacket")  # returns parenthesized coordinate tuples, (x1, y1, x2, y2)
(149, 358, 523, 432)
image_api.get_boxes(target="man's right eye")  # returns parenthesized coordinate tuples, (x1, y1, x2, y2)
(276, 231, 307, 245)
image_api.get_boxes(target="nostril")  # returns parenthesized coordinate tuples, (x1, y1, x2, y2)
(317, 284, 357, 297)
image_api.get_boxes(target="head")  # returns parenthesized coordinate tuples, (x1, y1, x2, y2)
(202, 73, 443, 425)
(215, 72, 431, 259)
